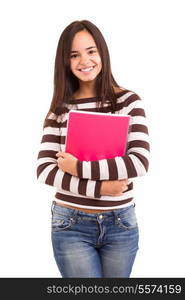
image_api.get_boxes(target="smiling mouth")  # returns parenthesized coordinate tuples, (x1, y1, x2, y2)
(78, 66, 96, 72)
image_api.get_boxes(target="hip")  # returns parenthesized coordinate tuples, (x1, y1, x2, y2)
(51, 201, 138, 234)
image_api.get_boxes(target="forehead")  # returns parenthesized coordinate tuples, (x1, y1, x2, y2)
(71, 30, 96, 51)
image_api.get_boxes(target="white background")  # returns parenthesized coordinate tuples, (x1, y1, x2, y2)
(0, 0, 184, 277)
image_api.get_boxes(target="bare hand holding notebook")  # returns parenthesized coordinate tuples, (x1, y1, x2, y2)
(65, 110, 130, 161)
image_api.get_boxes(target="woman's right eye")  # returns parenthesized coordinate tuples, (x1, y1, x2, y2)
(70, 54, 78, 58)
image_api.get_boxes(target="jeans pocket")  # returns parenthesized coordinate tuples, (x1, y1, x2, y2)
(52, 213, 75, 232)
(115, 205, 138, 230)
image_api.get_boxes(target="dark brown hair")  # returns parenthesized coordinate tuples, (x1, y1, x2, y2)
(44, 20, 122, 127)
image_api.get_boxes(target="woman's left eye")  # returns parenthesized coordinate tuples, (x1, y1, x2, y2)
(89, 50, 96, 55)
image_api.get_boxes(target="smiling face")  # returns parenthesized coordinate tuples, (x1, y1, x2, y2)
(70, 30, 102, 84)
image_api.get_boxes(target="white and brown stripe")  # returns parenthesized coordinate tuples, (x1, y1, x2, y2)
(37, 89, 150, 210)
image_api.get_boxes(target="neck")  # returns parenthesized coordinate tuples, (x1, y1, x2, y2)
(76, 80, 96, 98)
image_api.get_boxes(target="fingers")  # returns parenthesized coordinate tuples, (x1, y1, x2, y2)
(119, 179, 128, 184)
(121, 182, 128, 193)
(56, 152, 65, 158)
(120, 180, 128, 188)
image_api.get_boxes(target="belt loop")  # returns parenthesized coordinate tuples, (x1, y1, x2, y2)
(113, 208, 119, 219)
(71, 208, 78, 218)
(51, 200, 56, 215)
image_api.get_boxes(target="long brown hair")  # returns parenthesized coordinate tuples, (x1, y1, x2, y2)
(44, 20, 121, 128)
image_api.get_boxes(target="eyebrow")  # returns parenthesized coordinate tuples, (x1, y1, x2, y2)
(71, 46, 97, 53)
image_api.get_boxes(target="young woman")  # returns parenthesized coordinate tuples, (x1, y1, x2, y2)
(37, 20, 150, 278)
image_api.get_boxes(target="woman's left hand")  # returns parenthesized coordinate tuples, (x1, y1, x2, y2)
(56, 152, 78, 176)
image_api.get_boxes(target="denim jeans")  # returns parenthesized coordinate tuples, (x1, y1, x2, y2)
(51, 201, 139, 278)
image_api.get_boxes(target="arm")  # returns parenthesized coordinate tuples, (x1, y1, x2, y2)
(76, 96, 150, 180)
(36, 114, 102, 198)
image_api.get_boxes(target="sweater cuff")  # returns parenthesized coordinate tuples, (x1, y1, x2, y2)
(77, 160, 83, 178)
(94, 181, 102, 198)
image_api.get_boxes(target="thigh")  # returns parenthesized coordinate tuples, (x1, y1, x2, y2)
(100, 205, 139, 278)
(51, 204, 103, 278)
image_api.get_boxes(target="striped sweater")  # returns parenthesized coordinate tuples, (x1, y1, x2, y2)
(37, 88, 150, 210)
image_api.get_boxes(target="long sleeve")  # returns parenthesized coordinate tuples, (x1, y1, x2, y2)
(36, 117, 102, 198)
(76, 96, 150, 181)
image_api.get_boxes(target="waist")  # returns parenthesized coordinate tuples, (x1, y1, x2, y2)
(54, 200, 114, 213)
(54, 192, 133, 212)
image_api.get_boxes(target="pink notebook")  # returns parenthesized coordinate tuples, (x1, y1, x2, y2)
(65, 110, 130, 161)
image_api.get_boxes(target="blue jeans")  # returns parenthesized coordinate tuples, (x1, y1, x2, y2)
(51, 201, 139, 278)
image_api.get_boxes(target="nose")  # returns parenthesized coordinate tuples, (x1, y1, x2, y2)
(79, 53, 90, 66)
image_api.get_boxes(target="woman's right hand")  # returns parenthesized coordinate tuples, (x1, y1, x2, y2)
(100, 179, 129, 196)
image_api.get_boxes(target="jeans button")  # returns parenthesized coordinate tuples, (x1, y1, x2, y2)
(98, 215, 103, 220)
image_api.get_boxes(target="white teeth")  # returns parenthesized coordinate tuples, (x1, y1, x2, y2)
(80, 66, 94, 72)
